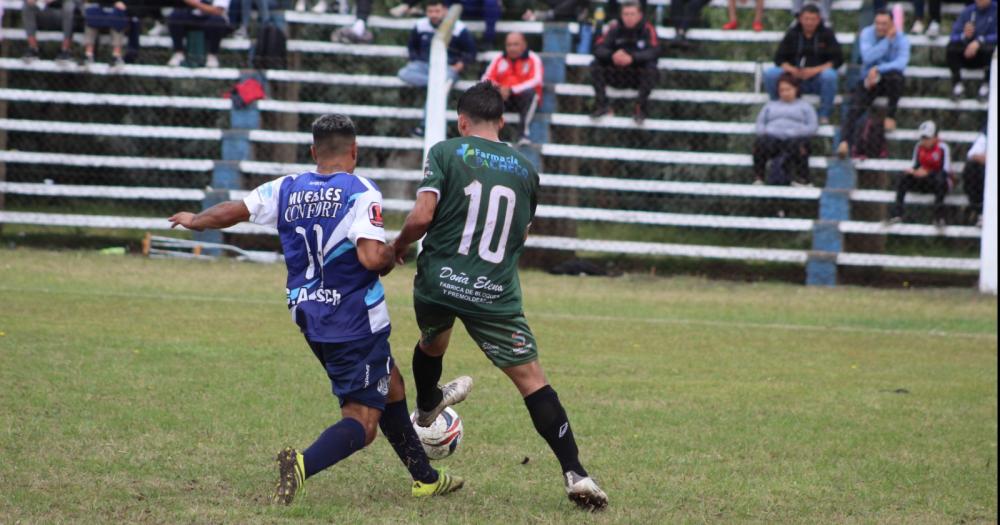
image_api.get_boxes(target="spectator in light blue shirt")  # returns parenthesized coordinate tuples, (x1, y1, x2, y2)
(837, 8, 910, 157)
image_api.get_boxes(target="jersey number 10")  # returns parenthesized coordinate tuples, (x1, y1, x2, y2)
(458, 181, 516, 264)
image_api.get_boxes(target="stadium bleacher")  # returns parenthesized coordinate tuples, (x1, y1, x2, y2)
(0, 0, 989, 281)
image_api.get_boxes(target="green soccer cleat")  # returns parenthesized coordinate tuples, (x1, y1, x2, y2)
(271, 447, 306, 505)
(412, 468, 464, 498)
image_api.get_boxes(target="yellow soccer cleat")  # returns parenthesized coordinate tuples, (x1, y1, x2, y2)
(271, 447, 306, 505)
(412, 468, 464, 498)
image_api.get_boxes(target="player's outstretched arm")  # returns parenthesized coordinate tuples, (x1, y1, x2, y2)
(391, 191, 438, 265)
(168, 201, 251, 232)
(357, 239, 396, 276)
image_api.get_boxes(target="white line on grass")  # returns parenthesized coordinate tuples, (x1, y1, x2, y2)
(1, 286, 994, 342)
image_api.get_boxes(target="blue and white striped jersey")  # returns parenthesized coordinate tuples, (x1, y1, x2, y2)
(244, 171, 390, 343)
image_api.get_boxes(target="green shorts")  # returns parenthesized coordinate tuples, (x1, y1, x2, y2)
(414, 298, 539, 369)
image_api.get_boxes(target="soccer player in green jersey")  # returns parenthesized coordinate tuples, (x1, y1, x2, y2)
(392, 82, 608, 511)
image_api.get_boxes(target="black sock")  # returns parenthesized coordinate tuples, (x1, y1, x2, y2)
(524, 385, 587, 477)
(378, 399, 439, 484)
(412, 343, 443, 412)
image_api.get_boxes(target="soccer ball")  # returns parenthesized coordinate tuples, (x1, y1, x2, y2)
(410, 407, 463, 460)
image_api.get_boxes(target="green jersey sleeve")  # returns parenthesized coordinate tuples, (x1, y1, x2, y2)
(418, 143, 447, 196)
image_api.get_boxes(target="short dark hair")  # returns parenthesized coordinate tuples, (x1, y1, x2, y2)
(619, 0, 641, 10)
(777, 72, 801, 97)
(873, 7, 891, 18)
(457, 81, 504, 123)
(311, 114, 356, 156)
(799, 4, 821, 16)
(425, 0, 445, 7)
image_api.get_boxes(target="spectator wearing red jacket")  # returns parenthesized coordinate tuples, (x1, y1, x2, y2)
(890, 120, 952, 226)
(482, 32, 544, 145)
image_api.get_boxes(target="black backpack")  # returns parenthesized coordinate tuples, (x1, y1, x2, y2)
(851, 113, 888, 160)
(252, 22, 287, 70)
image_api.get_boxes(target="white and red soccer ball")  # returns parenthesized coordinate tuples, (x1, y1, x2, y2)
(410, 407, 463, 460)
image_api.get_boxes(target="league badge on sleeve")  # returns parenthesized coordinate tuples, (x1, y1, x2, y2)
(368, 203, 384, 228)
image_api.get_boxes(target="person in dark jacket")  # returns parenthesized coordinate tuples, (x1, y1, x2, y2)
(763, 4, 843, 123)
(398, 0, 477, 87)
(946, 0, 996, 100)
(590, 0, 659, 125)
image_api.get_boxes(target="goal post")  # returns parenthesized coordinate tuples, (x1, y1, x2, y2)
(423, 4, 464, 164)
(980, 50, 998, 295)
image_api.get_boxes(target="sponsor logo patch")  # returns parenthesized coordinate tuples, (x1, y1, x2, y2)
(368, 202, 384, 227)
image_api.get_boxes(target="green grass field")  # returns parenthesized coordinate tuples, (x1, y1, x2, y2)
(1, 248, 996, 524)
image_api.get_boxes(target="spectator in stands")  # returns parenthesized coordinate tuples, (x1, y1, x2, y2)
(668, 0, 709, 48)
(792, 0, 831, 25)
(890, 120, 951, 226)
(331, 0, 375, 43)
(836, 8, 909, 158)
(764, 4, 842, 125)
(723, 0, 764, 32)
(166, 0, 232, 68)
(482, 32, 544, 145)
(521, 0, 589, 22)
(389, 0, 499, 46)
(295, 0, 326, 14)
(962, 125, 987, 226)
(752, 73, 818, 186)
(20, 0, 80, 63)
(398, 0, 477, 86)
(232, 0, 272, 39)
(946, 0, 996, 100)
(590, 0, 659, 125)
(910, 0, 941, 36)
(82, 0, 129, 69)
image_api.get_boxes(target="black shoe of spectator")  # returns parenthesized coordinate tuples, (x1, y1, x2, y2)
(633, 105, 647, 126)
(22, 47, 39, 63)
(410, 125, 425, 138)
(55, 50, 73, 64)
(590, 105, 612, 120)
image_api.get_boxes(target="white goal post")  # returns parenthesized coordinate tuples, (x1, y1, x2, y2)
(423, 4, 464, 164)
(980, 50, 998, 295)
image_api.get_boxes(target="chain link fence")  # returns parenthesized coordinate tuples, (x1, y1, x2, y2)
(0, 0, 991, 283)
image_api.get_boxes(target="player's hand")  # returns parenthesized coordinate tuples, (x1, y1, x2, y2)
(392, 240, 408, 265)
(114, 1, 126, 9)
(904, 167, 914, 175)
(611, 49, 629, 66)
(963, 23, 975, 40)
(379, 248, 396, 276)
(914, 167, 928, 178)
(521, 8, 535, 20)
(499, 86, 511, 100)
(886, 22, 896, 39)
(451, 61, 464, 73)
(964, 40, 980, 59)
(168, 212, 202, 231)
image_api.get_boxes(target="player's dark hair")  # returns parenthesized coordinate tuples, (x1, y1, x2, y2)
(311, 114, 356, 156)
(619, 0, 641, 11)
(457, 82, 504, 124)
(799, 4, 821, 16)
(426, 0, 445, 7)
(873, 7, 891, 18)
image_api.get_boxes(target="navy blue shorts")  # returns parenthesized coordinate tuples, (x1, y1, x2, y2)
(307, 331, 394, 411)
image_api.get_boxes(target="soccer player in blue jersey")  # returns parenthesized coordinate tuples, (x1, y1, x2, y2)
(168, 114, 462, 505)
